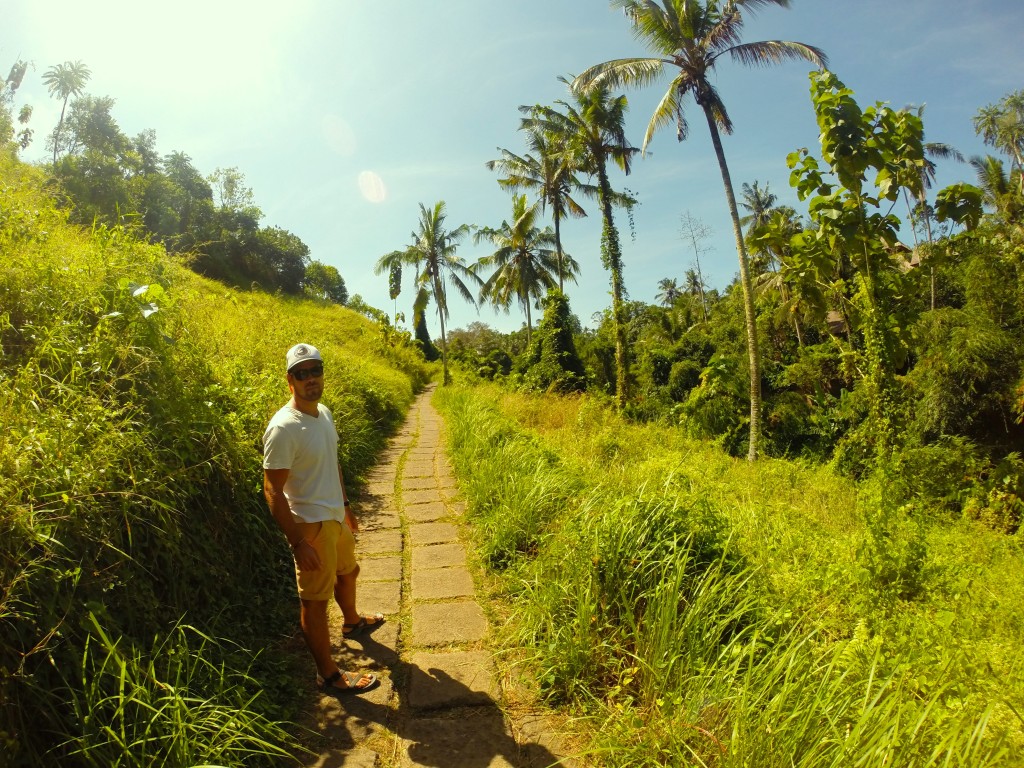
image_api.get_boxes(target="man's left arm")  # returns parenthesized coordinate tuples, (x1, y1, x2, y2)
(339, 462, 358, 533)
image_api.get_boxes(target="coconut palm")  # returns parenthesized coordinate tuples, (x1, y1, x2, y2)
(655, 277, 682, 306)
(974, 91, 1024, 193)
(374, 201, 481, 384)
(523, 79, 639, 409)
(573, 0, 826, 460)
(486, 126, 592, 291)
(42, 60, 91, 165)
(970, 155, 1022, 222)
(740, 181, 777, 231)
(475, 194, 571, 346)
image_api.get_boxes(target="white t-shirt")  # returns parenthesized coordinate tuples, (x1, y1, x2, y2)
(262, 403, 345, 523)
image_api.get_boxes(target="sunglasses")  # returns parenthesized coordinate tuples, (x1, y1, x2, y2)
(290, 365, 324, 381)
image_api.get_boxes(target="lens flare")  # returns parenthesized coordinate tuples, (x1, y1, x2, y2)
(358, 170, 387, 203)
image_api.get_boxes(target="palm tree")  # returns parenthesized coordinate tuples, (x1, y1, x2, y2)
(970, 154, 1021, 221)
(974, 91, 1024, 193)
(486, 126, 592, 291)
(523, 79, 639, 409)
(740, 181, 777, 236)
(655, 277, 682, 306)
(573, 0, 826, 460)
(374, 201, 481, 384)
(475, 194, 570, 346)
(42, 60, 91, 165)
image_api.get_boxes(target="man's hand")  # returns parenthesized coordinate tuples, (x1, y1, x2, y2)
(292, 538, 323, 571)
(345, 507, 359, 534)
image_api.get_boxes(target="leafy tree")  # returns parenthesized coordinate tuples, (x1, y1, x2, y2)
(208, 167, 255, 210)
(1, 60, 33, 153)
(475, 194, 570, 346)
(519, 289, 588, 393)
(375, 202, 481, 384)
(524, 80, 639, 409)
(42, 60, 91, 165)
(54, 95, 137, 224)
(161, 151, 215, 246)
(787, 70, 926, 464)
(303, 260, 348, 304)
(574, 0, 826, 460)
(934, 183, 984, 232)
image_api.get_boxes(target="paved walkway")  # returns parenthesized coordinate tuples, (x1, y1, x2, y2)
(300, 386, 577, 768)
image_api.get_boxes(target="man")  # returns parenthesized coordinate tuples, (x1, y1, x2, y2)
(263, 343, 385, 696)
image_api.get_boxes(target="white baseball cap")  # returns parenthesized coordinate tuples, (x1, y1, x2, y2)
(286, 343, 322, 372)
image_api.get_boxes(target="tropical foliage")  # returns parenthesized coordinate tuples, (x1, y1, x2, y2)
(0, 155, 430, 765)
(573, 0, 828, 459)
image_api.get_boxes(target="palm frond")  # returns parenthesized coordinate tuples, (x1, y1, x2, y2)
(573, 58, 667, 95)
(643, 77, 686, 152)
(724, 40, 827, 69)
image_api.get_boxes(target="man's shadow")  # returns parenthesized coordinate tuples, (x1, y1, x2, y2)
(310, 630, 570, 768)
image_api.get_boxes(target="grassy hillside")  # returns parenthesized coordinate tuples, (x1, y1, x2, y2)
(0, 155, 432, 766)
(437, 382, 1024, 767)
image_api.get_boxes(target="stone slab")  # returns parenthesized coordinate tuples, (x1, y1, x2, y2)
(357, 530, 403, 554)
(449, 501, 468, 516)
(514, 713, 581, 768)
(437, 476, 458, 491)
(412, 601, 487, 646)
(314, 673, 392, 727)
(411, 542, 467, 570)
(363, 481, 394, 496)
(412, 567, 475, 601)
(337, 621, 400, 668)
(409, 522, 458, 546)
(405, 502, 446, 523)
(357, 511, 400, 532)
(406, 650, 499, 710)
(356, 580, 401, 616)
(402, 476, 437, 491)
(359, 555, 402, 582)
(403, 489, 442, 505)
(403, 461, 435, 478)
(400, 713, 518, 768)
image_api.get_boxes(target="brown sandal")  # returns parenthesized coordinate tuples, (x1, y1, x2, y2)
(318, 670, 378, 697)
(343, 613, 386, 637)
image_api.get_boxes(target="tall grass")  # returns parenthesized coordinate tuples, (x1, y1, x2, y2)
(436, 384, 1023, 766)
(0, 155, 432, 765)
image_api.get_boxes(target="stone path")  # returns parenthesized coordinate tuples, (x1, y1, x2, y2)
(300, 386, 578, 768)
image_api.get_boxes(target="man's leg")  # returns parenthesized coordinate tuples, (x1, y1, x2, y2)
(300, 596, 374, 689)
(334, 565, 360, 626)
(299, 597, 335, 675)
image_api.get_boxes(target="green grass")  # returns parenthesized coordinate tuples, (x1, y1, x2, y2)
(435, 382, 1024, 767)
(0, 154, 433, 766)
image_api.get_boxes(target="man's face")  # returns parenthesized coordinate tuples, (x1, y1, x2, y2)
(288, 361, 324, 403)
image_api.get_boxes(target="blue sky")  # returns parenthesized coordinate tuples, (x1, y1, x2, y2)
(4, 0, 1023, 335)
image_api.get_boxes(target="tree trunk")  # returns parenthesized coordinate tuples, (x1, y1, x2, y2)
(434, 275, 450, 385)
(598, 168, 629, 410)
(553, 212, 564, 292)
(703, 106, 761, 461)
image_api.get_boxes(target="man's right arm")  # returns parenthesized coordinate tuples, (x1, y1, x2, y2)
(263, 468, 321, 571)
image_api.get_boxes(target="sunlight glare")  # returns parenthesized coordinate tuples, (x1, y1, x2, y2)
(358, 170, 387, 203)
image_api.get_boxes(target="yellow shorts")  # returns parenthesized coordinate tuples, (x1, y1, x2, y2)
(293, 519, 357, 601)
